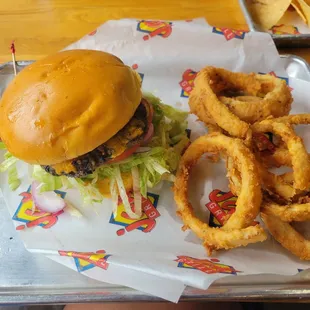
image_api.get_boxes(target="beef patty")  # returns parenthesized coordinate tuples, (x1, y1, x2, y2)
(43, 99, 149, 177)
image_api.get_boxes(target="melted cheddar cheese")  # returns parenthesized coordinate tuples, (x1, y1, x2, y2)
(49, 118, 145, 175)
(53, 161, 77, 174)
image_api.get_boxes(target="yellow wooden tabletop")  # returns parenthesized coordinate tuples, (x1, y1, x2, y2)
(0, 0, 310, 63)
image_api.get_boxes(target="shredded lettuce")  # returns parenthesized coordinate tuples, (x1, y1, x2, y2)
(143, 93, 189, 150)
(67, 178, 104, 205)
(93, 148, 170, 198)
(114, 165, 140, 219)
(0, 152, 21, 191)
(64, 201, 83, 218)
(7, 161, 21, 191)
(109, 176, 118, 217)
(165, 136, 190, 172)
(76, 94, 189, 204)
(0, 93, 190, 207)
(0, 142, 6, 150)
(143, 92, 188, 123)
(131, 166, 142, 218)
(32, 165, 62, 192)
(0, 152, 18, 172)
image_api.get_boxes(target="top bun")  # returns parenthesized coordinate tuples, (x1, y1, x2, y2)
(0, 49, 142, 165)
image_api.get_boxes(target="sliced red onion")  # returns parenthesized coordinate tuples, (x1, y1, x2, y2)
(142, 98, 154, 124)
(31, 181, 66, 214)
(142, 123, 154, 145)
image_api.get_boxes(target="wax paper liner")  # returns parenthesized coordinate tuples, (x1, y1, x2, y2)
(1, 18, 310, 302)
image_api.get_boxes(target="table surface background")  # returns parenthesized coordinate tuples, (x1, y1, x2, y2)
(1, 0, 310, 63)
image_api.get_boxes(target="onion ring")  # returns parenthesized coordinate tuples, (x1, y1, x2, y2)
(262, 201, 310, 222)
(257, 114, 310, 260)
(173, 132, 266, 254)
(252, 120, 310, 192)
(271, 113, 310, 125)
(227, 147, 298, 202)
(258, 147, 291, 168)
(226, 156, 242, 196)
(227, 154, 297, 202)
(261, 212, 310, 260)
(259, 169, 297, 202)
(254, 114, 310, 168)
(189, 67, 292, 138)
(249, 117, 310, 200)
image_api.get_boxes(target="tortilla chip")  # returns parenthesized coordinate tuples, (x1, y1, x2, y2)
(291, 0, 307, 22)
(247, 0, 292, 30)
(271, 24, 300, 34)
(295, 0, 310, 25)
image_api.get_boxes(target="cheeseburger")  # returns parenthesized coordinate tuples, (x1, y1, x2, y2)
(0, 50, 189, 217)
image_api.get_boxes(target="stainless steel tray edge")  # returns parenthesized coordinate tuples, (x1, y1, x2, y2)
(1, 285, 310, 304)
(0, 55, 310, 304)
(238, 0, 310, 48)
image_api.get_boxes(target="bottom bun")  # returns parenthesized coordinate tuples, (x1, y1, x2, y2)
(97, 172, 133, 197)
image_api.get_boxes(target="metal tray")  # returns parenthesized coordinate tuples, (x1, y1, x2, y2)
(239, 0, 310, 48)
(1, 55, 310, 304)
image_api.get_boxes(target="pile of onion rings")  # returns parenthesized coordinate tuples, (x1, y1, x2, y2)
(173, 133, 266, 254)
(189, 67, 292, 138)
(174, 66, 310, 260)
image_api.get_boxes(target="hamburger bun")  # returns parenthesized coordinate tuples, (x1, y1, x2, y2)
(0, 49, 142, 165)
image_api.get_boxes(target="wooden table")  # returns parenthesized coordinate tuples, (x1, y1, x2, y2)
(0, 0, 310, 63)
